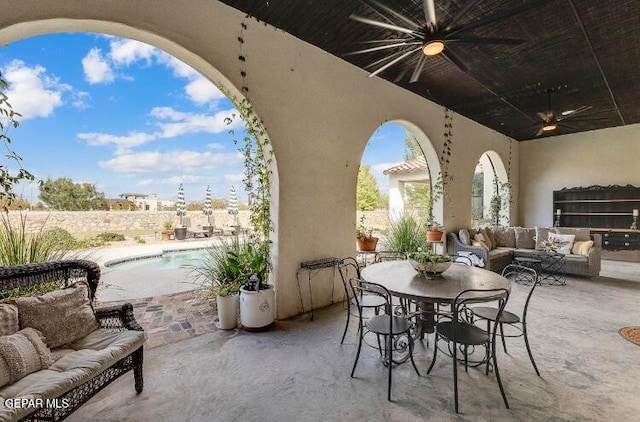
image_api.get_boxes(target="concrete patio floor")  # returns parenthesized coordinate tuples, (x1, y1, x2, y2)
(69, 260, 640, 421)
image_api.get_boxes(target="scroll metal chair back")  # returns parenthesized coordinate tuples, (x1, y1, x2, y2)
(337, 257, 385, 344)
(427, 287, 511, 413)
(471, 264, 541, 376)
(349, 278, 420, 401)
(373, 251, 407, 263)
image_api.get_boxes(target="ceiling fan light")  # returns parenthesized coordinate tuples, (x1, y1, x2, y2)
(542, 123, 557, 131)
(423, 40, 445, 56)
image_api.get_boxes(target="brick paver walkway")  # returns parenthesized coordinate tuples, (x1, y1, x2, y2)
(102, 289, 223, 349)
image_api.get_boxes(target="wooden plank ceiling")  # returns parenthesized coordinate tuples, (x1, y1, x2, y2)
(219, 0, 640, 141)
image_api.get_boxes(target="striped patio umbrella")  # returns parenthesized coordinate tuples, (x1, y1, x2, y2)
(228, 186, 239, 225)
(176, 183, 186, 226)
(203, 185, 213, 225)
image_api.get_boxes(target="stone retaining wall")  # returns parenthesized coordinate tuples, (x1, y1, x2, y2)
(5, 211, 251, 236)
(6, 209, 391, 236)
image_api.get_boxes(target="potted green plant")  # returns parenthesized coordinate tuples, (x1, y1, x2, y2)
(187, 239, 242, 329)
(425, 175, 445, 242)
(235, 239, 275, 330)
(356, 215, 378, 252)
(408, 249, 453, 278)
(160, 221, 173, 241)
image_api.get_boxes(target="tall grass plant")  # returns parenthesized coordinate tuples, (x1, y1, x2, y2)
(384, 213, 428, 254)
(0, 213, 68, 265)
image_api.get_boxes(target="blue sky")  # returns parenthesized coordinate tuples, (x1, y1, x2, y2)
(0, 33, 407, 203)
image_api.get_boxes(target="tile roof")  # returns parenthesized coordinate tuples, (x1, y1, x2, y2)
(383, 156, 428, 175)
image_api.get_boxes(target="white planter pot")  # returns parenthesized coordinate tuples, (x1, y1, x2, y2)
(216, 294, 239, 330)
(240, 284, 275, 329)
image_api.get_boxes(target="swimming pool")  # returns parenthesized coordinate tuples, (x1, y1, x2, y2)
(104, 248, 209, 272)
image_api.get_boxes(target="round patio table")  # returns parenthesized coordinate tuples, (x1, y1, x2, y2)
(361, 260, 511, 333)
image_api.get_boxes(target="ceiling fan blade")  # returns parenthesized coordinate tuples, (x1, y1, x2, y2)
(369, 46, 422, 77)
(536, 112, 550, 123)
(356, 38, 412, 44)
(448, 36, 524, 45)
(558, 105, 593, 120)
(443, 0, 480, 32)
(424, 0, 437, 27)
(350, 14, 418, 36)
(364, 0, 422, 30)
(363, 49, 409, 70)
(441, 49, 469, 72)
(409, 54, 427, 83)
(535, 127, 545, 137)
(449, 0, 551, 36)
(345, 42, 421, 56)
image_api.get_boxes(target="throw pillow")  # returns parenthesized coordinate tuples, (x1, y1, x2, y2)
(458, 228, 471, 245)
(0, 303, 19, 336)
(534, 227, 553, 248)
(13, 281, 100, 349)
(557, 227, 591, 242)
(479, 228, 493, 250)
(549, 232, 576, 255)
(472, 240, 490, 251)
(572, 240, 594, 256)
(485, 227, 496, 250)
(493, 227, 516, 248)
(515, 227, 536, 249)
(0, 327, 55, 386)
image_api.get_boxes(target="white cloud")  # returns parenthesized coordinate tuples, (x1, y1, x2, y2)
(77, 131, 157, 151)
(82, 48, 114, 84)
(371, 162, 402, 193)
(207, 143, 225, 150)
(72, 91, 91, 109)
(223, 173, 244, 183)
(2, 60, 65, 119)
(150, 107, 241, 138)
(109, 39, 155, 66)
(156, 51, 199, 79)
(185, 76, 226, 105)
(99, 150, 243, 173)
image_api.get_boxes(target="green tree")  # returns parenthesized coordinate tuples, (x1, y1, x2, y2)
(211, 198, 227, 209)
(39, 178, 108, 210)
(356, 165, 380, 211)
(403, 131, 431, 208)
(0, 72, 35, 208)
(187, 201, 203, 211)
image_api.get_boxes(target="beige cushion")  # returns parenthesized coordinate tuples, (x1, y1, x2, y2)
(488, 248, 512, 260)
(534, 227, 554, 248)
(572, 240, 594, 256)
(13, 281, 100, 349)
(515, 227, 536, 249)
(493, 227, 516, 248)
(458, 228, 471, 245)
(549, 232, 575, 255)
(485, 227, 496, 250)
(478, 228, 493, 250)
(0, 303, 19, 336)
(472, 240, 490, 251)
(0, 328, 55, 386)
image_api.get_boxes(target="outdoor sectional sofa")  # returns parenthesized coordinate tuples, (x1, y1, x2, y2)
(0, 260, 145, 421)
(448, 226, 602, 277)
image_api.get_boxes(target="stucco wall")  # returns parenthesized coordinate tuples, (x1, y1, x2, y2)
(5, 210, 250, 235)
(0, 0, 519, 319)
(519, 123, 640, 227)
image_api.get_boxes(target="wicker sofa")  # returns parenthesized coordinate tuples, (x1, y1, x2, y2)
(0, 260, 145, 422)
(448, 227, 602, 277)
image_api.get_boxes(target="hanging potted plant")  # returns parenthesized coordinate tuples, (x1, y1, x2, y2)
(187, 240, 242, 330)
(356, 214, 378, 251)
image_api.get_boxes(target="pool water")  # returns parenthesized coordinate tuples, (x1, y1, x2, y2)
(106, 249, 209, 272)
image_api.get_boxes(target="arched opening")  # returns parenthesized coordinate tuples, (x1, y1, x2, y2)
(471, 151, 510, 227)
(0, 24, 279, 307)
(357, 120, 441, 253)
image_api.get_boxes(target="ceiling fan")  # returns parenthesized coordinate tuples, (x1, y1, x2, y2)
(533, 89, 594, 137)
(347, 0, 550, 83)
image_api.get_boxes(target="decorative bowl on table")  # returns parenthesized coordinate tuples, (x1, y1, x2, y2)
(408, 252, 453, 278)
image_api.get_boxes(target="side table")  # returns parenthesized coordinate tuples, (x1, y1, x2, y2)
(512, 257, 542, 285)
(537, 252, 566, 286)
